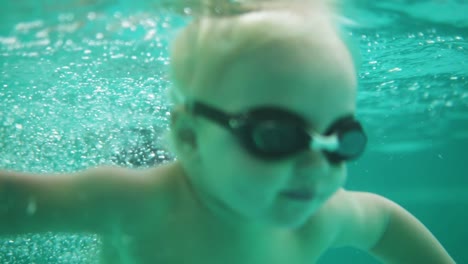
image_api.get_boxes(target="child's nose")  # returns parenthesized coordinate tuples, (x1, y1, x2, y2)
(289, 150, 332, 188)
(293, 149, 329, 170)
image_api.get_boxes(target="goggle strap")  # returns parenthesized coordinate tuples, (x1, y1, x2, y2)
(190, 102, 233, 128)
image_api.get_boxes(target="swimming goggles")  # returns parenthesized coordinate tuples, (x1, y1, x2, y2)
(188, 101, 367, 164)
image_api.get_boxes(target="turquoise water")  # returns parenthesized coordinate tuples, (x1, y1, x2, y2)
(0, 0, 467, 263)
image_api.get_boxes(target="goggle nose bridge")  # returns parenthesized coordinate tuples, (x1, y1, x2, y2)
(309, 132, 340, 152)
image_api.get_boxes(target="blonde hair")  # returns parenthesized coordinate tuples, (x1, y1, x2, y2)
(169, 0, 343, 104)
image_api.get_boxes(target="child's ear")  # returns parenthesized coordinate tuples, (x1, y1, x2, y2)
(170, 107, 198, 154)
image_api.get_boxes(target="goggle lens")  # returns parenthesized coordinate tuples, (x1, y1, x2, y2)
(337, 129, 367, 157)
(251, 121, 306, 154)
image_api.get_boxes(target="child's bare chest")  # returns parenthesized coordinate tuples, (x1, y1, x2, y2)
(98, 211, 327, 264)
(99, 234, 321, 264)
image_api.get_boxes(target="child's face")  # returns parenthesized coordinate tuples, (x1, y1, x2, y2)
(191, 39, 357, 228)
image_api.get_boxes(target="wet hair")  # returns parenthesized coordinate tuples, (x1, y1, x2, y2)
(169, 0, 343, 104)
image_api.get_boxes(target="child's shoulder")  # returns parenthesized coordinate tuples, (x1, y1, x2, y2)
(308, 189, 392, 250)
(84, 162, 178, 192)
(62, 162, 180, 217)
(78, 163, 181, 232)
(318, 188, 391, 219)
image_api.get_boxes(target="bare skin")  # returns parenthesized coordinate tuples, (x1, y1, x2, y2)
(96, 162, 341, 264)
(1, 162, 454, 264)
(1, 3, 455, 264)
(1, 163, 337, 264)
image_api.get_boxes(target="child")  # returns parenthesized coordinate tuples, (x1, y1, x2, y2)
(0, 1, 455, 263)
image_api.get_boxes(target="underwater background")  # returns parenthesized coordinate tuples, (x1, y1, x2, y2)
(0, 0, 467, 263)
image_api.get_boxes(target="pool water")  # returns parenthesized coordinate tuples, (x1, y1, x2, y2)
(1, 0, 467, 263)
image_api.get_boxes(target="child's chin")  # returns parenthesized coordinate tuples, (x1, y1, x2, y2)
(267, 206, 320, 229)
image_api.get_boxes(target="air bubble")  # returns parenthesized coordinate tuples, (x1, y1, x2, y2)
(183, 8, 193, 15)
(26, 197, 37, 215)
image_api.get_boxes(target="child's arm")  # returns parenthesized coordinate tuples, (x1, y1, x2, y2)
(332, 191, 455, 263)
(0, 167, 151, 235)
